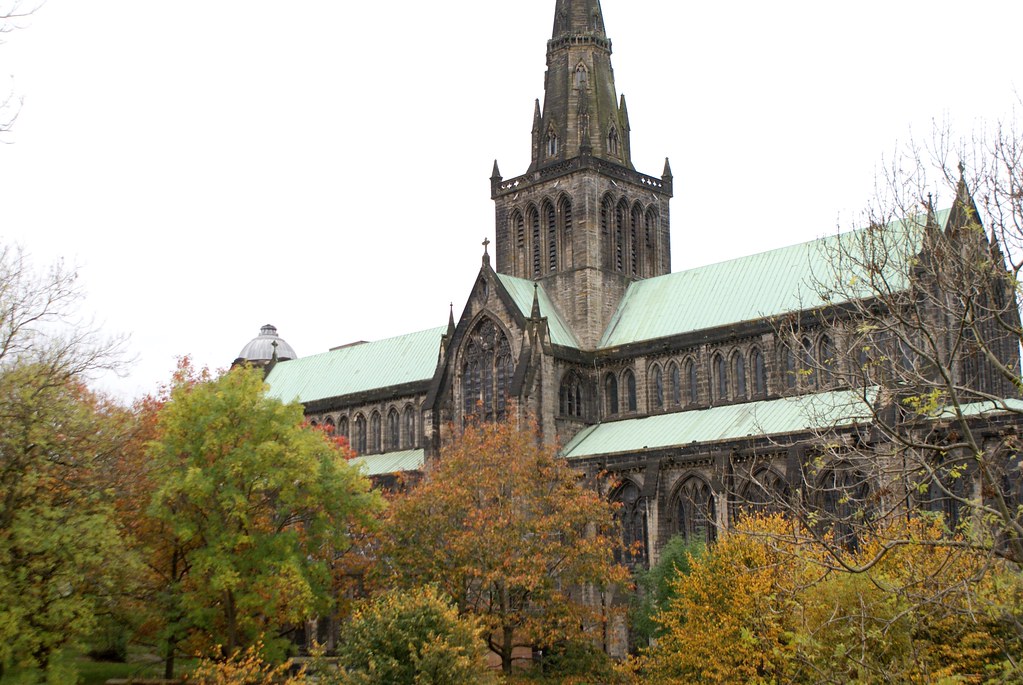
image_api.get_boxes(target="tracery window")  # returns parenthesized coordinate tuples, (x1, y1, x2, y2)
(604, 373, 619, 415)
(751, 347, 766, 396)
(462, 317, 514, 422)
(370, 411, 381, 453)
(669, 362, 681, 406)
(386, 408, 400, 451)
(651, 364, 664, 410)
(559, 372, 584, 418)
(816, 464, 871, 546)
(713, 354, 728, 401)
(734, 352, 747, 399)
(624, 369, 637, 412)
(353, 414, 367, 454)
(613, 481, 646, 565)
(673, 476, 716, 545)
(732, 468, 789, 521)
(403, 405, 416, 449)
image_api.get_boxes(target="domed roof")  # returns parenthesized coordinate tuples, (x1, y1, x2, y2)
(237, 324, 297, 363)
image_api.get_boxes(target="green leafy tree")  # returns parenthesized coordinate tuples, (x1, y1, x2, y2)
(0, 245, 128, 682)
(378, 416, 628, 674)
(630, 535, 703, 645)
(146, 364, 383, 665)
(336, 585, 496, 685)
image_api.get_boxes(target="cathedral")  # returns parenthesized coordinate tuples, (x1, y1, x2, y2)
(236, 0, 1022, 576)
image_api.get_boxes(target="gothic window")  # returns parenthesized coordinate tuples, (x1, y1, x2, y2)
(604, 373, 619, 415)
(309, 420, 318, 428)
(624, 369, 637, 412)
(546, 127, 558, 157)
(612, 481, 646, 565)
(669, 361, 681, 406)
(819, 335, 835, 387)
(353, 414, 367, 454)
(403, 405, 416, 449)
(783, 346, 797, 390)
(323, 417, 335, 434)
(600, 195, 614, 269)
(338, 415, 349, 439)
(370, 411, 381, 453)
(713, 353, 728, 401)
(922, 457, 969, 531)
(512, 210, 525, 260)
(685, 357, 699, 405)
(544, 201, 557, 272)
(651, 364, 664, 410)
(734, 352, 747, 400)
(386, 408, 400, 451)
(801, 337, 816, 389)
(559, 196, 573, 244)
(614, 200, 628, 272)
(732, 468, 789, 521)
(462, 317, 514, 422)
(751, 347, 766, 397)
(816, 464, 871, 547)
(673, 476, 716, 545)
(644, 209, 657, 275)
(629, 204, 642, 276)
(608, 126, 620, 156)
(529, 207, 541, 278)
(559, 372, 584, 418)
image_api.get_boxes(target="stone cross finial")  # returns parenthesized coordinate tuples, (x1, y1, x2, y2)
(482, 237, 491, 255)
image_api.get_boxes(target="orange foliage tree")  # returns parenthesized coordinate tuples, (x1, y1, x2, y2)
(377, 415, 628, 674)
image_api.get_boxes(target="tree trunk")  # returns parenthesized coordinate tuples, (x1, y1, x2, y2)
(501, 625, 514, 674)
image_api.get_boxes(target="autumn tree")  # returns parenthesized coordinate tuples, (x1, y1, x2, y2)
(145, 364, 383, 667)
(0, 245, 129, 682)
(377, 416, 628, 674)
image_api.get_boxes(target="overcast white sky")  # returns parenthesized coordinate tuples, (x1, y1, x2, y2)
(0, 0, 1019, 400)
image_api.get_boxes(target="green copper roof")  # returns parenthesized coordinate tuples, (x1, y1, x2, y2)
(351, 449, 424, 477)
(265, 326, 446, 404)
(600, 211, 949, 349)
(561, 389, 877, 460)
(497, 274, 581, 348)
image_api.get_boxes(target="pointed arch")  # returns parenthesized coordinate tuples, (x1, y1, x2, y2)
(527, 205, 542, 278)
(801, 336, 817, 389)
(369, 411, 381, 453)
(385, 408, 400, 451)
(545, 124, 558, 158)
(462, 315, 515, 422)
(668, 361, 682, 406)
(614, 198, 629, 273)
(510, 209, 525, 273)
(630, 202, 643, 276)
(542, 198, 557, 273)
(559, 370, 585, 418)
(815, 463, 872, 546)
(684, 357, 699, 405)
(353, 414, 367, 454)
(624, 368, 637, 412)
(612, 480, 646, 565)
(323, 416, 335, 434)
(558, 194, 573, 268)
(604, 372, 619, 415)
(671, 475, 716, 545)
(732, 350, 747, 400)
(750, 346, 767, 397)
(819, 335, 835, 387)
(402, 404, 416, 449)
(644, 207, 659, 276)
(600, 193, 615, 269)
(732, 467, 789, 521)
(713, 353, 728, 402)
(650, 363, 664, 410)
(337, 415, 349, 440)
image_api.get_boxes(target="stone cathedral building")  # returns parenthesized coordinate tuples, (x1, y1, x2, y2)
(237, 0, 1021, 575)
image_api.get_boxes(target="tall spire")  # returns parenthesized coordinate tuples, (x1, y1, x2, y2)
(530, 0, 630, 171)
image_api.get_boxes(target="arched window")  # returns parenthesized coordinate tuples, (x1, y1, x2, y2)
(783, 346, 797, 390)
(732, 468, 789, 521)
(613, 481, 646, 565)
(685, 358, 699, 405)
(528, 207, 541, 278)
(644, 209, 658, 275)
(751, 347, 766, 397)
(386, 408, 400, 451)
(559, 196, 573, 246)
(624, 369, 637, 412)
(819, 336, 835, 386)
(713, 354, 728, 401)
(369, 411, 381, 453)
(816, 464, 871, 546)
(614, 199, 628, 272)
(651, 364, 664, 410)
(462, 317, 514, 422)
(801, 337, 816, 389)
(608, 126, 620, 156)
(630, 204, 642, 276)
(353, 414, 367, 454)
(673, 476, 716, 545)
(559, 372, 584, 418)
(733, 352, 747, 400)
(604, 373, 619, 415)
(512, 210, 525, 267)
(543, 201, 557, 272)
(600, 195, 614, 269)
(323, 417, 335, 434)
(669, 362, 681, 406)
(338, 415, 349, 439)
(403, 405, 416, 449)
(546, 127, 558, 157)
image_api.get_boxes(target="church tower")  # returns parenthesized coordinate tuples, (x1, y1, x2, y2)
(491, 0, 673, 349)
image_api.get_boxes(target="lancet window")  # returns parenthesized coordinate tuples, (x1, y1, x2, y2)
(462, 317, 514, 422)
(386, 409, 399, 451)
(673, 476, 716, 545)
(403, 405, 416, 449)
(559, 372, 584, 418)
(613, 481, 646, 565)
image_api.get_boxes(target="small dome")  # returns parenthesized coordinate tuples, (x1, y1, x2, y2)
(237, 324, 297, 363)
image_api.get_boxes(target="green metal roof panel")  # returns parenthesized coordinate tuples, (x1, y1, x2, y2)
(600, 212, 948, 349)
(561, 389, 877, 460)
(350, 449, 425, 477)
(265, 326, 446, 404)
(497, 274, 581, 349)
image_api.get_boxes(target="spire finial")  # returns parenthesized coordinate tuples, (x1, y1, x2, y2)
(447, 302, 456, 337)
(958, 160, 966, 179)
(482, 237, 491, 265)
(531, 283, 542, 320)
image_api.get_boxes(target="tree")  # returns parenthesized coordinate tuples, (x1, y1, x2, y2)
(0, 246, 128, 682)
(335, 585, 496, 685)
(377, 415, 628, 674)
(629, 534, 704, 645)
(145, 364, 383, 666)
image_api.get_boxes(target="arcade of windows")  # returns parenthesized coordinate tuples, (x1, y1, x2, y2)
(312, 403, 420, 456)
(510, 195, 573, 278)
(599, 193, 660, 278)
